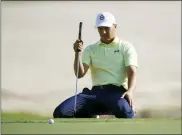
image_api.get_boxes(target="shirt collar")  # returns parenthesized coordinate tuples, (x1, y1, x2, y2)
(96, 36, 120, 46)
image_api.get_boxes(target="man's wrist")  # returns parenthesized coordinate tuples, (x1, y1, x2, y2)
(127, 88, 134, 93)
(75, 52, 82, 56)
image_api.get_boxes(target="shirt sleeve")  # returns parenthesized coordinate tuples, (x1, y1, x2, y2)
(82, 46, 91, 66)
(123, 43, 138, 67)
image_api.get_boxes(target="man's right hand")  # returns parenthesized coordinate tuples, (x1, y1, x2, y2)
(73, 39, 83, 53)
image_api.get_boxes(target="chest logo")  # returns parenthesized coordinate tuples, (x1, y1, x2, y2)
(114, 50, 119, 53)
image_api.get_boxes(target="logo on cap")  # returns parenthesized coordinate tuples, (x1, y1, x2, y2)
(100, 15, 105, 20)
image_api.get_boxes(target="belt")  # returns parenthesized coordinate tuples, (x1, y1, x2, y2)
(92, 84, 125, 91)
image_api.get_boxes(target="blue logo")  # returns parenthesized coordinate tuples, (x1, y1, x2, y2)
(100, 15, 105, 20)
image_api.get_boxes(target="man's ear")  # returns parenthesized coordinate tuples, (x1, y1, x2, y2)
(114, 24, 117, 28)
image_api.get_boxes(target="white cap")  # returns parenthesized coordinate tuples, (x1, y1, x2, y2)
(95, 12, 116, 27)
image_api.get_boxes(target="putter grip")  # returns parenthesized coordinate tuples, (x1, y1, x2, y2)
(77, 22, 82, 52)
(78, 22, 82, 40)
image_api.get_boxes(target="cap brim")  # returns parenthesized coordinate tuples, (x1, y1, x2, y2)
(96, 22, 113, 28)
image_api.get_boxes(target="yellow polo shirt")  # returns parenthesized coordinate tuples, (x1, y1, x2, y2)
(82, 36, 138, 89)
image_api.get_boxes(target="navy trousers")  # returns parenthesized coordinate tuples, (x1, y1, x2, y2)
(53, 84, 134, 118)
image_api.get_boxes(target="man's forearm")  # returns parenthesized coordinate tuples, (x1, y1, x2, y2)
(126, 66, 137, 92)
(74, 53, 85, 78)
(128, 73, 136, 92)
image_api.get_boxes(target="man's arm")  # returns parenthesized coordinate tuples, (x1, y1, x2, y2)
(122, 65, 137, 107)
(121, 42, 138, 107)
(126, 65, 137, 92)
(123, 42, 138, 91)
(74, 52, 89, 78)
(73, 39, 91, 79)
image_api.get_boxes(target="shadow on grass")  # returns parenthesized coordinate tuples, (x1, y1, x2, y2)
(135, 107, 181, 118)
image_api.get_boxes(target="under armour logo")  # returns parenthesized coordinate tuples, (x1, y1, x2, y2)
(100, 15, 105, 20)
(114, 50, 119, 53)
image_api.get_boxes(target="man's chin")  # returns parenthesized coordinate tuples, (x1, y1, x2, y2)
(101, 38, 111, 42)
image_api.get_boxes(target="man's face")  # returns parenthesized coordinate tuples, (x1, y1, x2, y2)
(97, 24, 117, 43)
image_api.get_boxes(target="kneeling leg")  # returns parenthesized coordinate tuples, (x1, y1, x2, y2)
(53, 93, 96, 118)
(108, 98, 135, 118)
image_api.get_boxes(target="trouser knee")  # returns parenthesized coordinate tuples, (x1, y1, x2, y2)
(114, 99, 134, 118)
(53, 105, 73, 118)
(53, 106, 61, 118)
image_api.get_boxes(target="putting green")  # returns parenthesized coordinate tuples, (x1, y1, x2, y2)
(1, 112, 181, 134)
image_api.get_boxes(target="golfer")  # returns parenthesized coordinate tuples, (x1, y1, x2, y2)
(53, 12, 138, 118)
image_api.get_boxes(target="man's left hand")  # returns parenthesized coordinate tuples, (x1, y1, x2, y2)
(121, 90, 133, 108)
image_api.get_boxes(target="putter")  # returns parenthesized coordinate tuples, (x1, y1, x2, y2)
(74, 22, 82, 117)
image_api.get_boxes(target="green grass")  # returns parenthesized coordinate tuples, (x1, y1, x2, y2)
(1, 112, 181, 134)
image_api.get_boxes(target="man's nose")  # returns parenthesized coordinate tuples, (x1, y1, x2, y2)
(102, 30, 106, 34)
